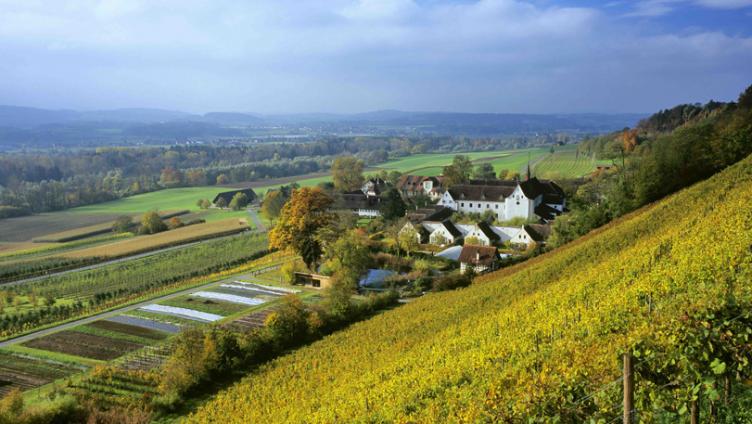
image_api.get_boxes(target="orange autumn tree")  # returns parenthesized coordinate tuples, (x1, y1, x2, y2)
(269, 187, 334, 269)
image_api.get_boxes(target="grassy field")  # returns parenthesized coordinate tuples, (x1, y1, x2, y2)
(532, 145, 613, 179)
(185, 154, 752, 423)
(59, 218, 250, 259)
(373, 148, 548, 175)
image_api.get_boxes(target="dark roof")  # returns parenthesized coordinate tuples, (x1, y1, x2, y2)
(441, 219, 463, 238)
(448, 182, 516, 202)
(406, 206, 453, 223)
(340, 190, 381, 210)
(519, 177, 565, 201)
(534, 203, 561, 221)
(523, 223, 551, 242)
(448, 178, 565, 204)
(477, 221, 501, 242)
(212, 188, 257, 205)
(458, 245, 499, 266)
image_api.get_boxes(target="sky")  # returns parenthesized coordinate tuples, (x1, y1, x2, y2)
(0, 0, 750, 114)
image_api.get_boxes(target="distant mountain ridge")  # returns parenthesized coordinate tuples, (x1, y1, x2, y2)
(0, 104, 647, 148)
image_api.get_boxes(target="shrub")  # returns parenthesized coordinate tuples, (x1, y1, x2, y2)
(432, 272, 472, 291)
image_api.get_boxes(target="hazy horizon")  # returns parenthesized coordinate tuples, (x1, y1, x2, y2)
(1, 0, 751, 115)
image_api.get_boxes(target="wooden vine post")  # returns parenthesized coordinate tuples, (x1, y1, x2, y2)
(623, 352, 635, 424)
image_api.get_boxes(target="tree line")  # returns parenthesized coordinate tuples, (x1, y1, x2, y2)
(549, 84, 752, 247)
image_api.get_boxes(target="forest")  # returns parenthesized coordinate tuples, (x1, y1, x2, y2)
(0, 135, 551, 216)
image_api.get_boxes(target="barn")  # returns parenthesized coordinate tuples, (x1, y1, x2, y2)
(212, 188, 257, 206)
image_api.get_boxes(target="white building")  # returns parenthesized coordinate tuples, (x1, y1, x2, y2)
(438, 178, 565, 222)
(399, 219, 551, 248)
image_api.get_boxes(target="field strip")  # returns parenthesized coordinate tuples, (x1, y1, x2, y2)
(2, 231, 249, 288)
(0, 274, 251, 349)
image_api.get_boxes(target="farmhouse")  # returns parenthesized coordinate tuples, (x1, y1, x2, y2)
(513, 223, 552, 246)
(458, 245, 499, 274)
(406, 205, 452, 224)
(438, 177, 565, 222)
(396, 175, 445, 199)
(457, 221, 500, 246)
(340, 190, 382, 218)
(362, 178, 388, 196)
(212, 188, 257, 206)
(400, 218, 551, 249)
(425, 219, 463, 246)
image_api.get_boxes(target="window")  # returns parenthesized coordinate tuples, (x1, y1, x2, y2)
(495, 205, 498, 209)
(461, 202, 465, 207)
(469, 203, 472, 207)
(486, 204, 490, 208)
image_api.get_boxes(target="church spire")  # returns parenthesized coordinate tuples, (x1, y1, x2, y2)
(526, 152, 531, 181)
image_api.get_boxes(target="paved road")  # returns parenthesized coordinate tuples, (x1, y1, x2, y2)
(2, 231, 251, 288)
(0, 267, 282, 348)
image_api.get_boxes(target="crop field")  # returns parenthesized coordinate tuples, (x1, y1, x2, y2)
(67, 366, 160, 407)
(0, 242, 55, 255)
(0, 233, 132, 262)
(59, 218, 250, 259)
(159, 295, 252, 316)
(106, 315, 181, 334)
(186, 153, 752, 423)
(23, 331, 143, 361)
(379, 148, 550, 176)
(87, 319, 169, 341)
(0, 233, 269, 339)
(0, 212, 123, 243)
(532, 146, 613, 179)
(0, 350, 85, 396)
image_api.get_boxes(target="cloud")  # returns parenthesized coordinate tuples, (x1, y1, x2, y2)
(0, 0, 749, 113)
(625, 0, 752, 17)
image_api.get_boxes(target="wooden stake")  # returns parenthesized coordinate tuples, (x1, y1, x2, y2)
(623, 353, 634, 424)
(690, 393, 700, 424)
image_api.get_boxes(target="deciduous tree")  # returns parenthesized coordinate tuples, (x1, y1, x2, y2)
(442, 155, 473, 187)
(269, 187, 334, 269)
(331, 156, 365, 191)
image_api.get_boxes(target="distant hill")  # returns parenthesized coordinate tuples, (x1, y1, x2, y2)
(0, 104, 647, 148)
(636, 101, 729, 133)
(187, 149, 752, 423)
(202, 112, 264, 126)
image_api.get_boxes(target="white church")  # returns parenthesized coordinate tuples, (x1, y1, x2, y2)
(437, 177, 566, 222)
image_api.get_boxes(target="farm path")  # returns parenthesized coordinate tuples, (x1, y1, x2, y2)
(3, 231, 250, 288)
(247, 208, 267, 232)
(0, 271, 275, 349)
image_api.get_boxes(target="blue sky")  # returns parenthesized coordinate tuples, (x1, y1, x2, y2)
(0, 0, 750, 114)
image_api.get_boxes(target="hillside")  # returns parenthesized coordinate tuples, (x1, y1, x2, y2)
(186, 154, 752, 422)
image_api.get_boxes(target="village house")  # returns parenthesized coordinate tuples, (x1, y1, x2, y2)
(513, 223, 552, 247)
(458, 245, 500, 274)
(339, 190, 382, 217)
(437, 177, 565, 222)
(361, 178, 388, 196)
(399, 219, 552, 248)
(396, 175, 445, 200)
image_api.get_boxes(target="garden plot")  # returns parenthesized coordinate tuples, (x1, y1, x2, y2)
(89, 319, 169, 340)
(191, 291, 267, 306)
(23, 331, 144, 361)
(106, 315, 181, 334)
(227, 280, 301, 295)
(226, 307, 279, 333)
(118, 344, 173, 372)
(0, 350, 85, 396)
(139, 304, 223, 322)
